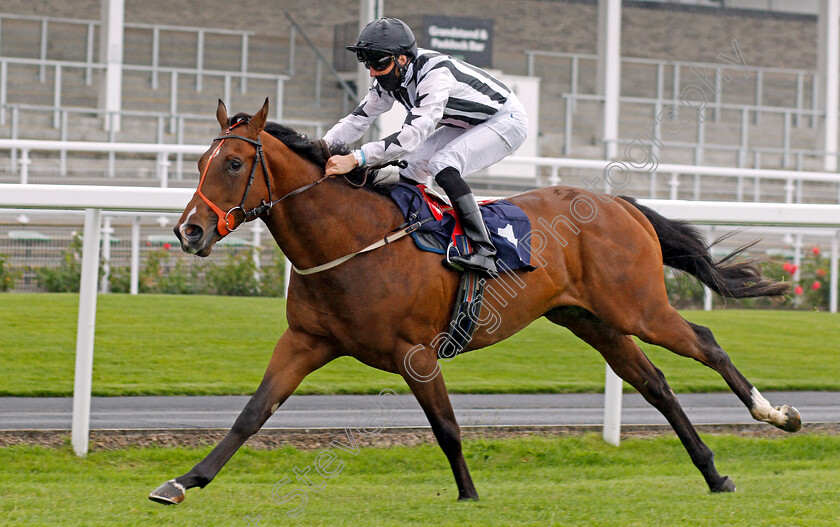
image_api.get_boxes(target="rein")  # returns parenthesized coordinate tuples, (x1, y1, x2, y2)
(289, 141, 413, 275)
(293, 216, 432, 275)
(197, 129, 405, 237)
(197, 124, 414, 274)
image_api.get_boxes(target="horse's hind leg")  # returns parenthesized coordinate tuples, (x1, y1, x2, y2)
(397, 344, 479, 500)
(635, 308, 801, 433)
(546, 307, 736, 492)
(149, 330, 336, 505)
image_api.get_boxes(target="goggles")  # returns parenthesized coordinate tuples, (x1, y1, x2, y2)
(356, 50, 394, 72)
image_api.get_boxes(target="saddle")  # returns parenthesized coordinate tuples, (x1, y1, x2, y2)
(386, 184, 535, 271)
(384, 183, 536, 358)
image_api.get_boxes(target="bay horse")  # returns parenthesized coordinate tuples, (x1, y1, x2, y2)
(150, 99, 799, 505)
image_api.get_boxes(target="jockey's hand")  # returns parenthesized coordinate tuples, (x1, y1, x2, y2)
(325, 154, 358, 176)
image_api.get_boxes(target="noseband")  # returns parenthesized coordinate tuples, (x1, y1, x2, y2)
(195, 122, 334, 236)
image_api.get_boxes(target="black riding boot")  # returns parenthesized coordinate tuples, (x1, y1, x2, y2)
(434, 167, 499, 278)
(448, 194, 499, 278)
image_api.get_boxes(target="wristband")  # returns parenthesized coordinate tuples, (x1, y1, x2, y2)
(352, 150, 366, 167)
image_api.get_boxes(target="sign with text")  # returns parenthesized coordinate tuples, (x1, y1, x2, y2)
(421, 15, 494, 68)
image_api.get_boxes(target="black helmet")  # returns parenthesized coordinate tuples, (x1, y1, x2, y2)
(346, 18, 418, 62)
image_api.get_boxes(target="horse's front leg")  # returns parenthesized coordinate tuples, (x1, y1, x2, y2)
(398, 344, 479, 501)
(149, 329, 337, 505)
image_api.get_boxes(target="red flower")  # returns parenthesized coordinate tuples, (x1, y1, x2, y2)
(817, 269, 827, 277)
(812, 246, 821, 256)
(812, 281, 822, 290)
(794, 285, 804, 295)
(783, 263, 799, 275)
(163, 243, 171, 250)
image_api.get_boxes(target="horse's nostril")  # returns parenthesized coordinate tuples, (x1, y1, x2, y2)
(183, 224, 204, 243)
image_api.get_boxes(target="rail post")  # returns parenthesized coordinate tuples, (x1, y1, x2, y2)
(603, 365, 622, 446)
(71, 207, 103, 457)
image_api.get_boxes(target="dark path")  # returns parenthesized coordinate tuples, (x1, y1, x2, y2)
(1, 392, 836, 430)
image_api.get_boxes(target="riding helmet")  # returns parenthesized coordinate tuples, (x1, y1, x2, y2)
(346, 17, 418, 60)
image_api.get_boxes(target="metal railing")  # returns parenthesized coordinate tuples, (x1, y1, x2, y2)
(0, 56, 289, 126)
(0, 208, 272, 294)
(0, 11, 354, 146)
(0, 13, 262, 86)
(558, 92, 833, 170)
(526, 50, 819, 127)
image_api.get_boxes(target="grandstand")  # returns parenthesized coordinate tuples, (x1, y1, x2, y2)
(1, 0, 839, 294)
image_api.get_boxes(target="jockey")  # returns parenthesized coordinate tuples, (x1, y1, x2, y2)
(323, 17, 528, 279)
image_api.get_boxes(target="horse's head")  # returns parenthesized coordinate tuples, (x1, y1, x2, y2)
(175, 98, 272, 256)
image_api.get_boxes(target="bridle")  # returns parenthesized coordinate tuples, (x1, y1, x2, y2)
(194, 120, 422, 276)
(195, 121, 336, 236)
(195, 121, 407, 238)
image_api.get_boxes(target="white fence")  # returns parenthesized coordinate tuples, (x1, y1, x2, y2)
(2, 183, 840, 454)
(3, 139, 840, 203)
(501, 155, 840, 203)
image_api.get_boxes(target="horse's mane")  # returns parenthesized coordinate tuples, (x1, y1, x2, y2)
(229, 113, 376, 188)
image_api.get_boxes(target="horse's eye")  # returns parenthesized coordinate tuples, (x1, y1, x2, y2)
(230, 159, 242, 171)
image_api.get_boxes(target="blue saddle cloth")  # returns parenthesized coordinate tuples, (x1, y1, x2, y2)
(384, 183, 536, 272)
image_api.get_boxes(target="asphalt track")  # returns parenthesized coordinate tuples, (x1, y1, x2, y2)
(1, 392, 837, 430)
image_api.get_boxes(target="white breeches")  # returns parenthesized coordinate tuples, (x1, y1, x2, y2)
(400, 93, 528, 184)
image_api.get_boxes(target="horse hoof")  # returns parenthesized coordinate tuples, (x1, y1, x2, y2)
(710, 476, 736, 493)
(149, 480, 185, 505)
(778, 406, 802, 433)
(457, 488, 480, 501)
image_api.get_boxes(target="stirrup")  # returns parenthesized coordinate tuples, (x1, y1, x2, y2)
(445, 242, 498, 278)
(445, 241, 466, 272)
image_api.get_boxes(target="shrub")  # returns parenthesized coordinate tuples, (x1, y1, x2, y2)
(108, 265, 132, 293)
(33, 233, 84, 292)
(161, 258, 207, 295)
(792, 246, 830, 310)
(138, 247, 167, 293)
(0, 253, 21, 291)
(258, 246, 287, 297)
(108, 248, 207, 295)
(205, 250, 260, 296)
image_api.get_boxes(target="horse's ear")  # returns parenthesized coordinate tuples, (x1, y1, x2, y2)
(216, 99, 229, 130)
(248, 97, 270, 134)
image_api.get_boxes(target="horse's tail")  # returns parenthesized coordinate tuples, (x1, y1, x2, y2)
(619, 196, 789, 299)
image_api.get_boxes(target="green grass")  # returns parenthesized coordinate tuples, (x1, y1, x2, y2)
(1, 293, 839, 396)
(1, 434, 839, 526)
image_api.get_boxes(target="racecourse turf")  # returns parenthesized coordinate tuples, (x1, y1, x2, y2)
(1, 434, 839, 526)
(1, 293, 839, 396)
